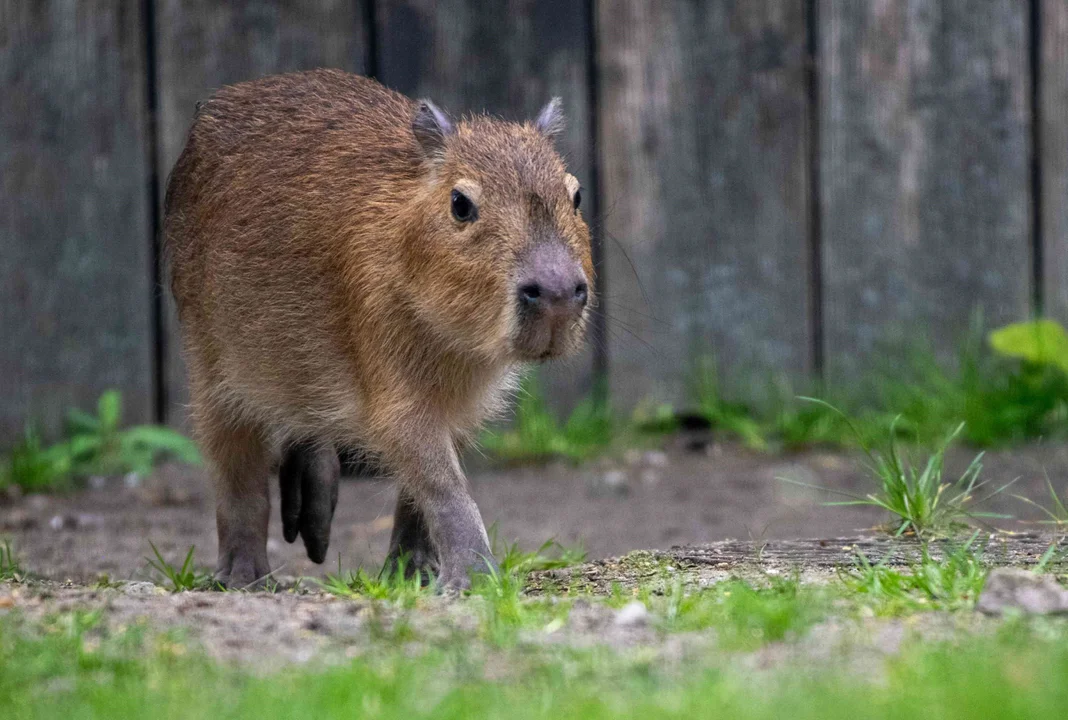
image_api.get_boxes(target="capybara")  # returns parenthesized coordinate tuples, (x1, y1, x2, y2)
(164, 69, 592, 589)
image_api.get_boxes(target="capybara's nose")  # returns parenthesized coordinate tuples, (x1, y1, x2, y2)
(516, 244, 588, 315)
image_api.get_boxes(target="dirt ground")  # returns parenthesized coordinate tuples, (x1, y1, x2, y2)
(1, 440, 1065, 584)
(2, 441, 1066, 671)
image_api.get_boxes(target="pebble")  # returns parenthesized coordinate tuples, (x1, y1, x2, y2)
(613, 601, 650, 628)
(641, 450, 669, 468)
(977, 568, 1068, 615)
(600, 470, 628, 493)
(49, 514, 77, 531)
(122, 581, 164, 596)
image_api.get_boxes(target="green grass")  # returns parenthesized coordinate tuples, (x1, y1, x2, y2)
(1015, 476, 1068, 527)
(780, 402, 1011, 538)
(841, 533, 989, 615)
(1, 390, 200, 493)
(3, 603, 1068, 719)
(5, 533, 1066, 718)
(145, 542, 216, 593)
(647, 575, 831, 649)
(321, 554, 432, 608)
(688, 357, 768, 450)
(0, 428, 74, 493)
(491, 527, 587, 574)
(0, 540, 22, 581)
(479, 376, 613, 463)
(478, 319, 1068, 464)
(319, 533, 585, 609)
(62, 390, 201, 477)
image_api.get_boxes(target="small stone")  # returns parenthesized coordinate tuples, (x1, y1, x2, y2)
(123, 472, 142, 488)
(977, 568, 1068, 616)
(88, 475, 108, 490)
(601, 470, 628, 493)
(49, 514, 76, 531)
(613, 601, 649, 627)
(122, 581, 163, 596)
(641, 450, 669, 468)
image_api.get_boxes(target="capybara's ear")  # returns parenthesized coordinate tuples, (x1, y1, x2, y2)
(412, 99, 455, 156)
(533, 97, 565, 139)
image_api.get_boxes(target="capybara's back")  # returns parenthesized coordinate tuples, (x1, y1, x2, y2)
(165, 69, 593, 589)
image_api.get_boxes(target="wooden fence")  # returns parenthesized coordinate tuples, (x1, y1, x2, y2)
(2, 0, 1067, 439)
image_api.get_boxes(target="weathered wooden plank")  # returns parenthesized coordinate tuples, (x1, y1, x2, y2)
(154, 0, 369, 426)
(820, 0, 1032, 380)
(1042, 0, 1068, 323)
(376, 0, 598, 413)
(0, 1, 154, 440)
(597, 0, 812, 411)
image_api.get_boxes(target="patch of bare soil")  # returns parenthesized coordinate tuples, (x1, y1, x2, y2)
(2, 442, 1065, 584)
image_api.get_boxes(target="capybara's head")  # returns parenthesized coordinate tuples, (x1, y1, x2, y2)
(404, 98, 593, 363)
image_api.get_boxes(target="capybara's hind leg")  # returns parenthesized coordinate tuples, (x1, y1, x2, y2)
(385, 488, 438, 579)
(279, 441, 340, 564)
(198, 409, 272, 589)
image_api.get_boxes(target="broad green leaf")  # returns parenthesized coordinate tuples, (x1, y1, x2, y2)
(97, 390, 122, 431)
(65, 408, 101, 436)
(121, 426, 202, 465)
(988, 319, 1068, 375)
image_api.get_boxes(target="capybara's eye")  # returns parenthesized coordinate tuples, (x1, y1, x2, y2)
(573, 187, 582, 212)
(451, 189, 478, 223)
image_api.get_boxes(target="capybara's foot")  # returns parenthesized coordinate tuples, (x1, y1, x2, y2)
(215, 542, 271, 590)
(279, 442, 340, 564)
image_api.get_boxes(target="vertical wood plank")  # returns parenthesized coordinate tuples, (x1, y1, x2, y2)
(597, 0, 812, 411)
(375, 0, 597, 413)
(1042, 0, 1068, 323)
(0, 1, 154, 440)
(820, 0, 1031, 379)
(154, 0, 369, 425)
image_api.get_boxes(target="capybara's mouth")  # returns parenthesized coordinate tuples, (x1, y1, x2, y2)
(514, 328, 576, 362)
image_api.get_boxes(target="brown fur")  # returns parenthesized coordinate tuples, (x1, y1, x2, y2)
(164, 69, 593, 588)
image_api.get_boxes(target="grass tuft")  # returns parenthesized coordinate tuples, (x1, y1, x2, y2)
(480, 376, 612, 463)
(1, 390, 200, 493)
(145, 542, 215, 592)
(490, 526, 587, 575)
(841, 533, 988, 614)
(780, 400, 1011, 538)
(0, 428, 74, 492)
(320, 554, 432, 608)
(0, 540, 23, 581)
(1014, 475, 1068, 527)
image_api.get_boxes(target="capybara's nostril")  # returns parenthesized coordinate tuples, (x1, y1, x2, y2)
(518, 283, 542, 307)
(574, 282, 588, 307)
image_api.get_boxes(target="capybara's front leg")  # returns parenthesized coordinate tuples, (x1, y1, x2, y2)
(198, 409, 272, 589)
(389, 439, 497, 590)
